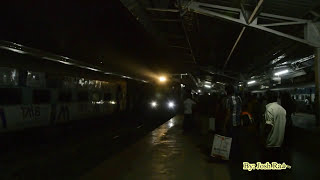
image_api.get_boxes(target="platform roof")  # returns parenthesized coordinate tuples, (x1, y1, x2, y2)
(0, 0, 319, 88)
(129, 0, 320, 86)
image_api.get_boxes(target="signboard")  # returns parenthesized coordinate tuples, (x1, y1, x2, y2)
(55, 103, 115, 123)
(0, 102, 115, 132)
(3, 105, 51, 130)
(211, 134, 232, 160)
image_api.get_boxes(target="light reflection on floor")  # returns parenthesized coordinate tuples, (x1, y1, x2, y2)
(151, 116, 177, 145)
(82, 114, 320, 180)
(167, 119, 174, 129)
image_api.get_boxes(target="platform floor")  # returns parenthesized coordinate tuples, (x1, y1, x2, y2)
(292, 113, 317, 129)
(81, 116, 231, 180)
(81, 115, 320, 180)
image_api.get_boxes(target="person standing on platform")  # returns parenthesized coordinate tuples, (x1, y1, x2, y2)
(183, 89, 196, 132)
(262, 91, 287, 179)
(281, 92, 295, 147)
(223, 85, 242, 160)
(264, 91, 287, 149)
(291, 96, 297, 115)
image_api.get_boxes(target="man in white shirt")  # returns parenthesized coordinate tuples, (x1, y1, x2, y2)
(264, 91, 287, 148)
(262, 91, 287, 179)
(183, 89, 196, 132)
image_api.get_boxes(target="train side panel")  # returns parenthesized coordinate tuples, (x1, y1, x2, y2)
(0, 67, 124, 133)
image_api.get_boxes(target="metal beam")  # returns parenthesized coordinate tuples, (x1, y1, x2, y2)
(152, 18, 181, 22)
(146, 8, 179, 13)
(310, 10, 320, 17)
(178, 0, 197, 64)
(201, 68, 240, 80)
(248, 42, 297, 75)
(168, 45, 190, 50)
(167, 34, 185, 39)
(188, 3, 245, 24)
(305, 22, 320, 47)
(224, 27, 246, 68)
(310, 10, 320, 21)
(232, 0, 243, 7)
(188, 1, 319, 47)
(223, 0, 264, 69)
(260, 21, 307, 27)
(240, 3, 249, 24)
(182, 54, 194, 57)
(251, 24, 312, 45)
(196, 2, 241, 13)
(248, 0, 264, 24)
(259, 12, 309, 23)
(188, 73, 200, 87)
(188, 1, 310, 24)
(181, 21, 196, 64)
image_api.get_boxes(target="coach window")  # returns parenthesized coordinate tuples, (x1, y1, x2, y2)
(104, 93, 112, 101)
(0, 88, 22, 105)
(59, 91, 72, 102)
(77, 91, 89, 102)
(33, 89, 51, 104)
(92, 92, 101, 102)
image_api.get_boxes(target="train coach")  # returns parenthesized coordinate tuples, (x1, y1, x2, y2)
(0, 67, 128, 133)
(0, 66, 180, 133)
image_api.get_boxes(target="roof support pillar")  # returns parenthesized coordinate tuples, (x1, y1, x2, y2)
(314, 47, 320, 126)
(306, 22, 320, 126)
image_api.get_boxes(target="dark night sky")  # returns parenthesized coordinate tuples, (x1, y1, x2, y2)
(0, 0, 171, 77)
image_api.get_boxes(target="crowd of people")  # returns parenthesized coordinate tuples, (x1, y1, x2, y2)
(182, 85, 296, 167)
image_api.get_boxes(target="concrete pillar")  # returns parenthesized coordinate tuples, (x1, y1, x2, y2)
(315, 47, 320, 126)
(305, 22, 320, 126)
(180, 74, 183, 100)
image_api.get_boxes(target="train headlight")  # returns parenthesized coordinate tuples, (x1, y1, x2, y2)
(168, 101, 175, 109)
(151, 101, 158, 108)
(159, 76, 167, 83)
(109, 101, 116, 105)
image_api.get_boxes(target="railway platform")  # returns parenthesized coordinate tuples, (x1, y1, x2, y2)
(80, 114, 320, 180)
